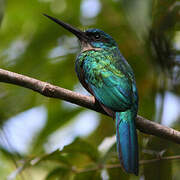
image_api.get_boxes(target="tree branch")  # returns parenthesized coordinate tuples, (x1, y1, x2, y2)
(0, 68, 180, 144)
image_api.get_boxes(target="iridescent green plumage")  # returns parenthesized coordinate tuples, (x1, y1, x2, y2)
(44, 15, 139, 175)
(76, 30, 139, 175)
(76, 46, 135, 111)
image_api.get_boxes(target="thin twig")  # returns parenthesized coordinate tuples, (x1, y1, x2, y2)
(0, 68, 180, 144)
(8, 153, 180, 178)
(76, 155, 180, 173)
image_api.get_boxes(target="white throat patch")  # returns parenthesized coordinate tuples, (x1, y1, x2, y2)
(80, 41, 101, 52)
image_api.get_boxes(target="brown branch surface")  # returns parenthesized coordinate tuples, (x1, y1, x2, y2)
(0, 68, 180, 144)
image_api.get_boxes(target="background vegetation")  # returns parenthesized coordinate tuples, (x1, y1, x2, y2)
(0, 0, 179, 179)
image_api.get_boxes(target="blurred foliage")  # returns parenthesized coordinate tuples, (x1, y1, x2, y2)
(0, 0, 179, 179)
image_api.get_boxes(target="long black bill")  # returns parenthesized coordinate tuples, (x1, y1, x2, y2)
(43, 14, 89, 41)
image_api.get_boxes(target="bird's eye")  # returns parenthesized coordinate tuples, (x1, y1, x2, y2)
(94, 33, 101, 40)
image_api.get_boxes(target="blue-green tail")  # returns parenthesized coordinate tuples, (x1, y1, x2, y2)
(116, 110, 138, 175)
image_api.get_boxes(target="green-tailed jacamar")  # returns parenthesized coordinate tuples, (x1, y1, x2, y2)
(44, 14, 139, 175)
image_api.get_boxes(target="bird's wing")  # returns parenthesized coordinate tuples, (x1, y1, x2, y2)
(83, 54, 133, 111)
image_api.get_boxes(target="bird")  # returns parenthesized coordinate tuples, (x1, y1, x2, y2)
(44, 14, 139, 175)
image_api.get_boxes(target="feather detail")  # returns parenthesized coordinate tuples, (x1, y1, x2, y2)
(116, 110, 138, 175)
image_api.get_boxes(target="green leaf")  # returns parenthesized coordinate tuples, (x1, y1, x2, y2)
(36, 149, 71, 166)
(62, 138, 99, 162)
(45, 167, 71, 180)
(29, 138, 99, 169)
(74, 170, 101, 180)
(108, 167, 130, 180)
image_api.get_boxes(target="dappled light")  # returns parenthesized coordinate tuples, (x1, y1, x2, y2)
(0, 0, 179, 179)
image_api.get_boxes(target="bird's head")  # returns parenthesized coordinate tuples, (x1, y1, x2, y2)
(44, 14, 118, 52)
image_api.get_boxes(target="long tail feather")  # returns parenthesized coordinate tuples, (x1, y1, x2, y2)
(116, 110, 138, 175)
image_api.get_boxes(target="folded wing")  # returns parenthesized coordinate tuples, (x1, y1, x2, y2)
(83, 55, 133, 111)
